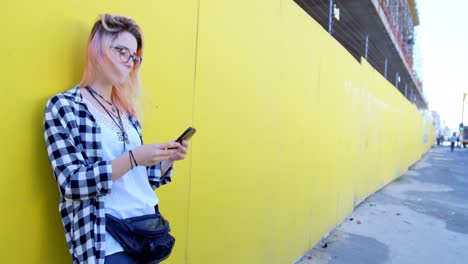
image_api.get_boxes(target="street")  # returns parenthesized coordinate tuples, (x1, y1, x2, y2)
(296, 145, 468, 264)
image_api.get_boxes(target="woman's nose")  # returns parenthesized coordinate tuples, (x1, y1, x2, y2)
(124, 60, 134, 68)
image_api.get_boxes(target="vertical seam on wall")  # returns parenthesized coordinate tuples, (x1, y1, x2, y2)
(185, 0, 201, 263)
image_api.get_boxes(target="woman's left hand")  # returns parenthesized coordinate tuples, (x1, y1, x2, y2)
(169, 140, 189, 162)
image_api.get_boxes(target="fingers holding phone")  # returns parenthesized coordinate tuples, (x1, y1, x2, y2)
(168, 127, 196, 161)
(133, 142, 180, 167)
(169, 140, 190, 162)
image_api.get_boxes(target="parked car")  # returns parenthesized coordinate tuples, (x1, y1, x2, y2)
(462, 126, 468, 148)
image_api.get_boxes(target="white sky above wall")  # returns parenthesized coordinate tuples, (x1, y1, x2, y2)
(417, 0, 468, 131)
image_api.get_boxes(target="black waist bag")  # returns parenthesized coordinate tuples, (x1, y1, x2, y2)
(105, 212, 175, 263)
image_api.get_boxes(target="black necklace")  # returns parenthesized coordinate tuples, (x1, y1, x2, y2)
(86, 87, 129, 150)
(87, 87, 117, 113)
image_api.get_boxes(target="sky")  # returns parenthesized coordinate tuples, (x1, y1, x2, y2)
(417, 0, 468, 131)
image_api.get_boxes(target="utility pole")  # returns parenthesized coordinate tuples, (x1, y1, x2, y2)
(395, 72, 399, 89)
(365, 34, 369, 60)
(384, 58, 388, 79)
(328, 0, 334, 34)
(463, 93, 467, 124)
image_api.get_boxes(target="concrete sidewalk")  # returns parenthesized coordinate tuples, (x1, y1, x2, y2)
(296, 146, 468, 264)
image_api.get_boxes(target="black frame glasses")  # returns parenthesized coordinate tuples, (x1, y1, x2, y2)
(111, 46, 143, 64)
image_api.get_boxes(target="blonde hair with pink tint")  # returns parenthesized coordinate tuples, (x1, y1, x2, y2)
(79, 14, 143, 117)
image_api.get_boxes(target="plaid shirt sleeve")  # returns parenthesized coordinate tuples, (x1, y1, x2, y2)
(130, 118, 175, 190)
(44, 95, 113, 201)
(147, 162, 174, 190)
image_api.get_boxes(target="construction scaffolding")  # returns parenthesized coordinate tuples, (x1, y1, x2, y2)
(377, 0, 422, 89)
(294, 0, 427, 109)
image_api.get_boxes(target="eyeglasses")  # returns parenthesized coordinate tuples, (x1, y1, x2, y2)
(111, 46, 143, 64)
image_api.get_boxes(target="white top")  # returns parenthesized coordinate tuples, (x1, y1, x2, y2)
(83, 98, 159, 256)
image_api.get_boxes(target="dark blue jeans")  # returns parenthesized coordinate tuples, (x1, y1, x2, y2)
(105, 252, 136, 264)
(105, 251, 160, 264)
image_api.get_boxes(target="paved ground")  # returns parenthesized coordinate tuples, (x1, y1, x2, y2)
(296, 145, 468, 264)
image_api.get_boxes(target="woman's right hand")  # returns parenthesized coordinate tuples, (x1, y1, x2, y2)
(132, 142, 181, 167)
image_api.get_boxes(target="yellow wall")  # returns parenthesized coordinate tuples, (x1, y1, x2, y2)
(0, 0, 434, 263)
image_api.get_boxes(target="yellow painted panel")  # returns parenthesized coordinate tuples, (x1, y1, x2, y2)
(188, 0, 282, 262)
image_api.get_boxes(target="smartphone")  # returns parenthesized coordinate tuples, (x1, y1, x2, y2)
(168, 127, 197, 149)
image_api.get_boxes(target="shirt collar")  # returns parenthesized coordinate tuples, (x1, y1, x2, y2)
(63, 86, 85, 104)
(65, 86, 139, 125)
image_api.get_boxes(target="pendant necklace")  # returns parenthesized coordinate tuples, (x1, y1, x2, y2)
(87, 87, 117, 113)
(86, 86, 130, 149)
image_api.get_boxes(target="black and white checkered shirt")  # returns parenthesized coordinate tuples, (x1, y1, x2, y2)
(43, 86, 173, 264)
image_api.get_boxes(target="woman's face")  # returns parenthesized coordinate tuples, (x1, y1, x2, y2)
(109, 31, 139, 83)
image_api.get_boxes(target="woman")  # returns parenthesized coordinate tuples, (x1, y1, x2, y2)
(43, 14, 188, 263)
(451, 132, 457, 151)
